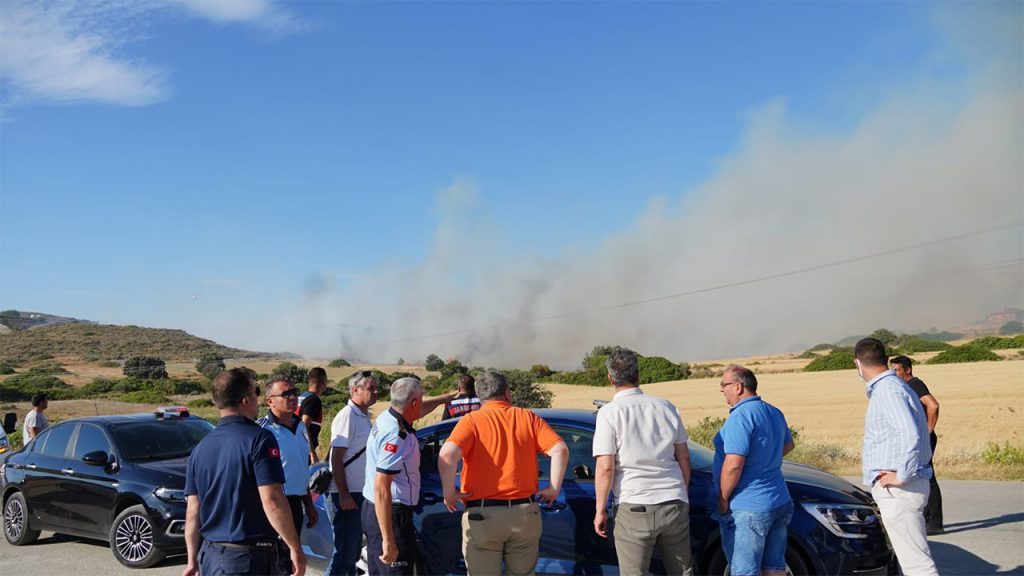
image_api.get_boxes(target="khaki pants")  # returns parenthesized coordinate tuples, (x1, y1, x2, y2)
(613, 500, 693, 576)
(871, 477, 939, 576)
(462, 502, 542, 576)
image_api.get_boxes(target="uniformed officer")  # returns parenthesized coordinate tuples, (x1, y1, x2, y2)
(258, 374, 319, 538)
(182, 368, 306, 576)
(362, 377, 452, 575)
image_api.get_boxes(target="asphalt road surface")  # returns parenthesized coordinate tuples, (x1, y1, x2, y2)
(1, 480, 1021, 575)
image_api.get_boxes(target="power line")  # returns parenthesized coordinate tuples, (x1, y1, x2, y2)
(379, 221, 1024, 345)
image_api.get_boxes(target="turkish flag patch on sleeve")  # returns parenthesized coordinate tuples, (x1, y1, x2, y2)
(384, 442, 398, 453)
(268, 447, 281, 459)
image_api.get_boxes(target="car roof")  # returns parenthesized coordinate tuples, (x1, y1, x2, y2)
(54, 413, 210, 426)
(420, 408, 597, 434)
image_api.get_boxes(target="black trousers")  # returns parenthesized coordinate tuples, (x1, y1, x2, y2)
(362, 499, 418, 576)
(199, 539, 290, 576)
(286, 494, 305, 538)
(926, 432, 944, 530)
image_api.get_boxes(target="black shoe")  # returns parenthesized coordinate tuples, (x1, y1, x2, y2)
(927, 527, 945, 535)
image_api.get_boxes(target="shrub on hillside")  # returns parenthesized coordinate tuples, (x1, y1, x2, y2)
(869, 328, 899, 346)
(914, 331, 963, 342)
(0, 373, 78, 402)
(424, 355, 444, 371)
(0, 362, 15, 375)
(893, 337, 953, 354)
(328, 358, 351, 368)
(926, 345, 1001, 364)
(968, 336, 1022, 350)
(120, 390, 171, 404)
(28, 362, 68, 375)
(123, 356, 168, 379)
(638, 356, 687, 383)
(97, 360, 120, 368)
(804, 348, 856, 372)
(32, 353, 54, 361)
(809, 343, 835, 352)
(195, 352, 226, 381)
(187, 398, 215, 409)
(999, 321, 1023, 335)
(503, 369, 553, 409)
(271, 362, 309, 385)
(530, 365, 554, 379)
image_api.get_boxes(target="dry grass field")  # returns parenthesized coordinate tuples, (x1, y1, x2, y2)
(544, 360, 1024, 479)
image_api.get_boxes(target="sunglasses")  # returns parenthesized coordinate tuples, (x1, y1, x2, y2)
(268, 388, 300, 399)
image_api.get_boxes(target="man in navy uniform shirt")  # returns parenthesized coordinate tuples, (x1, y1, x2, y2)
(183, 368, 306, 576)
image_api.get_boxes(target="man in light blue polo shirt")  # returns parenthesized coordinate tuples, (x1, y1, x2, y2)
(362, 377, 452, 576)
(713, 365, 795, 576)
(258, 375, 318, 538)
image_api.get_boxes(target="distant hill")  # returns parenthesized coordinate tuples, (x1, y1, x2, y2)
(0, 322, 266, 362)
(0, 310, 92, 332)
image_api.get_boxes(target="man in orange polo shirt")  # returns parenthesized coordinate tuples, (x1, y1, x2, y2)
(438, 370, 569, 575)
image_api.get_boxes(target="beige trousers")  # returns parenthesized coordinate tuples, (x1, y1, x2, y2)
(871, 477, 939, 576)
(613, 500, 694, 576)
(462, 502, 542, 576)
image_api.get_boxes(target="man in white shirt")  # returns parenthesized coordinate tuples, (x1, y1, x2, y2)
(23, 393, 49, 442)
(325, 371, 378, 576)
(593, 348, 693, 576)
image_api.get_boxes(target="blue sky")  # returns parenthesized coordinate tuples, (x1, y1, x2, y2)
(1, 1, 1020, 365)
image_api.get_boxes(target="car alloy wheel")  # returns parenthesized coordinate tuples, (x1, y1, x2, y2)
(3, 492, 40, 545)
(110, 505, 167, 568)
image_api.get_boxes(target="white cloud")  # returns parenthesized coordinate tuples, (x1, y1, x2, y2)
(0, 0, 302, 108)
(0, 0, 166, 106)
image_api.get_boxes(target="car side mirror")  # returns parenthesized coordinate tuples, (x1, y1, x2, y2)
(82, 450, 109, 466)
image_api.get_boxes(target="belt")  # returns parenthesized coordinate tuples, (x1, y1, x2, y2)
(465, 496, 534, 508)
(209, 540, 278, 550)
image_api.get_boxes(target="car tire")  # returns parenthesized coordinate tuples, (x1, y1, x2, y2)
(3, 492, 40, 545)
(707, 544, 811, 576)
(110, 504, 167, 568)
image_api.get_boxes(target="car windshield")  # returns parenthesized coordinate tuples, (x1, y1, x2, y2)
(111, 419, 214, 461)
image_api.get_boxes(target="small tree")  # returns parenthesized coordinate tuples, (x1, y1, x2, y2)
(397, 358, 405, 366)
(504, 369, 553, 409)
(1000, 320, 1023, 335)
(328, 358, 351, 368)
(195, 352, 225, 380)
(123, 356, 168, 379)
(271, 362, 309, 385)
(869, 328, 899, 346)
(425, 354, 444, 371)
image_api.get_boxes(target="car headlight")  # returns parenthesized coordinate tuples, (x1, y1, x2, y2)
(801, 503, 878, 539)
(154, 487, 187, 503)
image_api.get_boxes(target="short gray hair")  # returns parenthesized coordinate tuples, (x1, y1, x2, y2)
(475, 370, 508, 401)
(606, 348, 639, 386)
(724, 365, 758, 394)
(348, 370, 376, 393)
(390, 377, 423, 409)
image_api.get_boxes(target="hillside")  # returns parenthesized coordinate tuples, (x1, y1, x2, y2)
(0, 322, 265, 362)
(0, 310, 91, 332)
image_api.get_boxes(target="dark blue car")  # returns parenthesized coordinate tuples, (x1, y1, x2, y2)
(303, 409, 894, 575)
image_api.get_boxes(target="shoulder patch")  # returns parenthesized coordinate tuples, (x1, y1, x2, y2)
(383, 442, 398, 453)
(268, 447, 281, 459)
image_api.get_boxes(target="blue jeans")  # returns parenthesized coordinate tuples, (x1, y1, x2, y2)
(325, 492, 365, 576)
(719, 501, 794, 576)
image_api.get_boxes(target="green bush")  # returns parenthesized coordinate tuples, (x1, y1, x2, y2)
(168, 378, 207, 395)
(893, 337, 953, 354)
(914, 331, 964, 342)
(328, 358, 351, 368)
(803, 348, 856, 372)
(187, 398, 215, 409)
(0, 373, 77, 401)
(686, 416, 726, 448)
(999, 321, 1023, 335)
(530, 365, 554, 378)
(425, 355, 444, 371)
(271, 362, 309, 385)
(195, 352, 226, 381)
(968, 336, 1021, 350)
(869, 329, 899, 346)
(503, 369, 553, 409)
(0, 362, 15, 375)
(809, 343, 835, 352)
(81, 377, 120, 396)
(638, 356, 687, 383)
(982, 442, 1024, 465)
(120, 390, 171, 404)
(27, 362, 68, 375)
(926, 345, 1001, 365)
(97, 360, 120, 368)
(32, 353, 54, 361)
(123, 356, 168, 379)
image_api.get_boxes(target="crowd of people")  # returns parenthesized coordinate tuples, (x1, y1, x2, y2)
(181, 336, 943, 576)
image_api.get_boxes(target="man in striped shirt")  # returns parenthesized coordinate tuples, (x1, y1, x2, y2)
(855, 338, 937, 576)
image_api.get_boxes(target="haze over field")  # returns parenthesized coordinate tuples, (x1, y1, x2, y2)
(1, 2, 1021, 368)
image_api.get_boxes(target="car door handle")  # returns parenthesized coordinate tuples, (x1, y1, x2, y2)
(421, 492, 442, 505)
(538, 501, 566, 511)
(26, 464, 36, 470)
(61, 468, 75, 475)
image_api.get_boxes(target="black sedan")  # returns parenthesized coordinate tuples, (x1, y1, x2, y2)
(305, 408, 894, 575)
(0, 408, 214, 568)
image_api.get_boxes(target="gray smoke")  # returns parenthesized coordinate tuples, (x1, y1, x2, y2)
(244, 6, 1023, 369)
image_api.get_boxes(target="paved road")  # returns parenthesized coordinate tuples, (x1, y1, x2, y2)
(1, 480, 1021, 575)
